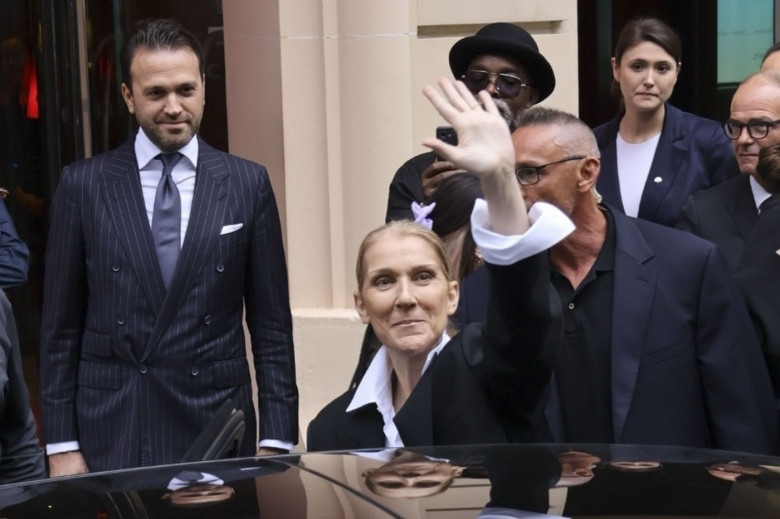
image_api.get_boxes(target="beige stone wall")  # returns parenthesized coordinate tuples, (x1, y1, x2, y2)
(222, 0, 579, 448)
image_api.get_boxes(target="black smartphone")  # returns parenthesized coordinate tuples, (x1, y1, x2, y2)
(435, 126, 458, 160)
(436, 125, 458, 146)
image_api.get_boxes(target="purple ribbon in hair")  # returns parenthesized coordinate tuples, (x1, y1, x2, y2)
(411, 201, 436, 230)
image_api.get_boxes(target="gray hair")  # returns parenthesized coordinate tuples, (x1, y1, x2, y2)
(514, 106, 601, 159)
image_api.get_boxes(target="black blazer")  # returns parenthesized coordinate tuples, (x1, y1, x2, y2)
(676, 174, 757, 271)
(594, 104, 738, 227)
(307, 253, 561, 450)
(40, 138, 298, 471)
(735, 194, 780, 399)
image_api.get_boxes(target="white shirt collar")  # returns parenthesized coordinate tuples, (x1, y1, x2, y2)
(347, 332, 451, 414)
(350, 448, 450, 463)
(166, 471, 224, 491)
(134, 128, 199, 170)
(749, 174, 772, 212)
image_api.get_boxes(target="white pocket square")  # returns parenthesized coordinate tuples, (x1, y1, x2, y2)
(220, 223, 244, 235)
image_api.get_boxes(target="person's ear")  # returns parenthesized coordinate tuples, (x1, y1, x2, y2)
(121, 83, 135, 114)
(577, 157, 601, 192)
(354, 290, 370, 324)
(528, 87, 540, 106)
(611, 57, 620, 82)
(362, 468, 376, 477)
(445, 280, 460, 316)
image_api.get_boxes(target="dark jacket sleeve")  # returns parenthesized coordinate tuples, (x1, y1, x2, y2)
(0, 199, 29, 289)
(675, 194, 700, 233)
(0, 291, 45, 483)
(385, 152, 436, 222)
(694, 241, 780, 454)
(479, 253, 562, 440)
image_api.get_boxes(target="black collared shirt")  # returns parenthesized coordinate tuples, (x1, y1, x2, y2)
(550, 208, 616, 443)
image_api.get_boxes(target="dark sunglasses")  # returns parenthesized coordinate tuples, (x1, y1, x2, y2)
(460, 69, 533, 99)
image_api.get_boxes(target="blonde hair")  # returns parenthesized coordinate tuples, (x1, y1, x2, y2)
(356, 221, 451, 289)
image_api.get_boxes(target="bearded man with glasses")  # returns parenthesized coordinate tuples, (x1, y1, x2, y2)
(385, 23, 555, 222)
(676, 71, 780, 271)
(679, 70, 780, 408)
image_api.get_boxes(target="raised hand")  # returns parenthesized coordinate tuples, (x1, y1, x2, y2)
(422, 78, 515, 181)
(422, 78, 527, 236)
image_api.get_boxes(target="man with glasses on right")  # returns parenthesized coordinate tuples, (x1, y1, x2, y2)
(385, 23, 555, 221)
(676, 71, 780, 270)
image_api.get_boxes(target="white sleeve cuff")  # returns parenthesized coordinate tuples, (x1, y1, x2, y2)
(46, 441, 81, 455)
(258, 439, 294, 452)
(471, 200, 575, 265)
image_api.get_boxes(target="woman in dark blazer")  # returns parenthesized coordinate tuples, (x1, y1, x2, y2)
(307, 78, 573, 452)
(593, 17, 737, 227)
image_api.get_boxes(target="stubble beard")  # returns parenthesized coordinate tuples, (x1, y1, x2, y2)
(493, 97, 528, 132)
(492, 98, 515, 130)
(142, 118, 200, 153)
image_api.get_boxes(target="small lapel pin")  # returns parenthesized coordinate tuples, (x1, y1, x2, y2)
(653, 177, 663, 184)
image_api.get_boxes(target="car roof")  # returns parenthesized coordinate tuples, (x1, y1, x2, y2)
(3, 443, 780, 518)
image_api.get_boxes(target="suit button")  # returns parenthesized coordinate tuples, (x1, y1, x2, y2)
(112, 263, 121, 272)
(203, 315, 212, 325)
(216, 263, 225, 272)
(116, 316, 126, 325)
(139, 365, 148, 374)
(190, 367, 199, 376)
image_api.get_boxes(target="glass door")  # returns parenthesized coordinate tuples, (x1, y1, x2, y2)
(2, 0, 228, 435)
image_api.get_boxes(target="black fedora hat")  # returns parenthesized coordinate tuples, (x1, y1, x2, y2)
(449, 22, 556, 102)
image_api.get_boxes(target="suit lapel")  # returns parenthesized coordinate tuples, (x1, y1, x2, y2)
(609, 211, 657, 441)
(638, 105, 683, 222)
(100, 141, 166, 316)
(394, 367, 434, 446)
(595, 116, 625, 214)
(337, 407, 387, 448)
(727, 176, 758, 241)
(141, 141, 230, 360)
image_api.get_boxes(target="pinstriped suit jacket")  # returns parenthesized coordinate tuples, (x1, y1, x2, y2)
(40, 137, 298, 472)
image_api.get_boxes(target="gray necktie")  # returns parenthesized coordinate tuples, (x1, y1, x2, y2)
(152, 152, 183, 289)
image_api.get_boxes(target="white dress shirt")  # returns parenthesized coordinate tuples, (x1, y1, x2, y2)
(750, 174, 773, 213)
(136, 129, 198, 246)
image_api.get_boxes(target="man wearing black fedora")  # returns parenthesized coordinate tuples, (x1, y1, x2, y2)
(385, 22, 556, 222)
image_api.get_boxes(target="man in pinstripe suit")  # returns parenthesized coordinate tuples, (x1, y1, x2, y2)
(39, 19, 298, 476)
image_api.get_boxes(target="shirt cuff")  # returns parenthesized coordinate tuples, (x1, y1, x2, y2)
(258, 439, 293, 453)
(46, 441, 80, 455)
(471, 200, 575, 265)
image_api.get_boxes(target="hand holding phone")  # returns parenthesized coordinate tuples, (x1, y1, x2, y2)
(425, 127, 465, 200)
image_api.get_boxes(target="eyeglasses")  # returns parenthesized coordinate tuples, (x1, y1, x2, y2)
(723, 119, 780, 140)
(460, 69, 533, 99)
(515, 155, 588, 186)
